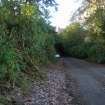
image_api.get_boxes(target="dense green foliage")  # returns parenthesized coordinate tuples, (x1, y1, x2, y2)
(0, 0, 56, 89)
(60, 22, 89, 58)
(60, 22, 105, 63)
(60, 0, 105, 63)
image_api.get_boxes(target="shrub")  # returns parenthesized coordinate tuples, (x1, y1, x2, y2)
(60, 22, 105, 63)
(61, 22, 88, 58)
(0, 0, 56, 88)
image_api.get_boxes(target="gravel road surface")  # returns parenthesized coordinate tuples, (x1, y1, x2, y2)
(64, 58, 105, 105)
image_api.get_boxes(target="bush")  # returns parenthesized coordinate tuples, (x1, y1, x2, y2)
(88, 38, 105, 63)
(61, 22, 88, 58)
(0, 0, 56, 88)
(60, 22, 105, 63)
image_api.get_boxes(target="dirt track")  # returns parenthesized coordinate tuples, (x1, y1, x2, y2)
(64, 58, 105, 105)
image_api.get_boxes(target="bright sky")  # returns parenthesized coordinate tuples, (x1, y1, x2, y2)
(50, 0, 83, 28)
